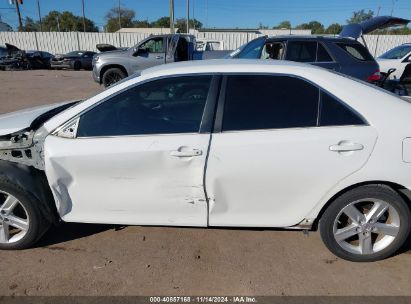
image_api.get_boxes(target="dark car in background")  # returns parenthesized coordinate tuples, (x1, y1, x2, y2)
(227, 16, 409, 82)
(0, 43, 53, 70)
(51, 51, 96, 70)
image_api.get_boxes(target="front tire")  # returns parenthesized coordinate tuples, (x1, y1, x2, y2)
(320, 185, 411, 262)
(0, 178, 50, 250)
(102, 68, 127, 88)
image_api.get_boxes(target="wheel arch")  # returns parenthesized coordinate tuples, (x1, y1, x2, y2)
(0, 160, 58, 224)
(312, 180, 411, 230)
(99, 64, 128, 84)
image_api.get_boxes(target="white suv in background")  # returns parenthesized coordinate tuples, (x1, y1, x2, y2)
(377, 43, 411, 79)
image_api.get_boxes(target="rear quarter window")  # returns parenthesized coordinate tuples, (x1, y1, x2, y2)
(336, 43, 374, 61)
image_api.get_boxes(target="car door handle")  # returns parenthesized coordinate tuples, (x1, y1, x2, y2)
(329, 142, 364, 152)
(170, 148, 202, 157)
(156, 56, 164, 59)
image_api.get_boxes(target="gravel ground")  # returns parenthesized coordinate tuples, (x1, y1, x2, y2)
(0, 70, 410, 296)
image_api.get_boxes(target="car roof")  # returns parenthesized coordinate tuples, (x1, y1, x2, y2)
(266, 35, 356, 43)
(141, 59, 322, 78)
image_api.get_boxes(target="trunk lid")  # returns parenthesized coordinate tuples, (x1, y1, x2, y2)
(340, 16, 410, 39)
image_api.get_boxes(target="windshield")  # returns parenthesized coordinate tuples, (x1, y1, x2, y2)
(226, 37, 266, 59)
(379, 45, 411, 59)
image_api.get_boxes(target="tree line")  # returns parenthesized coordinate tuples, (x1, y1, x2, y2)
(266, 10, 411, 35)
(14, 8, 411, 35)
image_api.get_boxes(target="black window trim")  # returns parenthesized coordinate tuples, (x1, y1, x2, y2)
(213, 73, 368, 133)
(316, 42, 336, 63)
(57, 73, 221, 139)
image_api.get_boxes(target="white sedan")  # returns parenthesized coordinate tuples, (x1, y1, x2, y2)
(0, 60, 410, 262)
(377, 43, 411, 79)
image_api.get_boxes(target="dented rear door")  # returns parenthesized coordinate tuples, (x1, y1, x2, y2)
(44, 75, 220, 226)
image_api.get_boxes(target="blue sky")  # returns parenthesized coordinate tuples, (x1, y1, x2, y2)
(1, 0, 411, 30)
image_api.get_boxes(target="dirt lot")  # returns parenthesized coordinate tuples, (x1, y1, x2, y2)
(0, 70, 411, 296)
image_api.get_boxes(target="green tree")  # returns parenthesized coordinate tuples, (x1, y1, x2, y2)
(105, 7, 135, 32)
(258, 22, 269, 30)
(296, 21, 325, 34)
(347, 9, 374, 24)
(42, 10, 97, 32)
(21, 17, 39, 32)
(325, 23, 343, 35)
(175, 18, 203, 32)
(133, 20, 151, 28)
(273, 20, 291, 29)
(151, 16, 170, 28)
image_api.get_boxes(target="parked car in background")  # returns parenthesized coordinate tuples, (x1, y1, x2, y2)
(51, 51, 96, 71)
(0, 60, 411, 262)
(377, 43, 411, 79)
(92, 34, 231, 87)
(227, 16, 409, 82)
(0, 44, 53, 70)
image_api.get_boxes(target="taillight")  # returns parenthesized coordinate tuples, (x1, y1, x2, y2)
(367, 69, 381, 82)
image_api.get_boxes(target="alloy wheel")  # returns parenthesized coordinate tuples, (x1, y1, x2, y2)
(0, 191, 29, 244)
(333, 198, 400, 255)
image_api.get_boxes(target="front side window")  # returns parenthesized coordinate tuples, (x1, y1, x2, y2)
(222, 75, 319, 131)
(140, 38, 164, 53)
(77, 76, 212, 137)
(285, 41, 317, 62)
(260, 42, 285, 60)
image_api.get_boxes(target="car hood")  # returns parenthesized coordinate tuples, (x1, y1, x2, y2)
(96, 43, 128, 52)
(340, 16, 410, 39)
(5, 43, 22, 55)
(0, 101, 78, 136)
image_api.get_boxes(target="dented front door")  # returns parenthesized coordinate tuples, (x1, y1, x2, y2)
(43, 75, 216, 227)
(44, 134, 209, 226)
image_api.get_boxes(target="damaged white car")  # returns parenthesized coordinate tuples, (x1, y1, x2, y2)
(0, 60, 411, 262)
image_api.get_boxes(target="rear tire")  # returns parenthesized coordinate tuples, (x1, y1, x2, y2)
(102, 68, 127, 88)
(320, 185, 411, 262)
(0, 178, 50, 250)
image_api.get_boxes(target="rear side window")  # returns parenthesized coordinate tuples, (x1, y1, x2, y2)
(285, 41, 317, 62)
(77, 76, 212, 137)
(319, 91, 365, 126)
(336, 43, 374, 61)
(317, 44, 333, 62)
(222, 75, 319, 131)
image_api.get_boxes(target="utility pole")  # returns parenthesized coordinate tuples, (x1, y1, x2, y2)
(37, 0, 42, 31)
(118, 0, 121, 31)
(186, 0, 190, 33)
(170, 0, 175, 34)
(390, 0, 397, 16)
(56, 14, 60, 31)
(192, 0, 195, 30)
(14, 0, 23, 31)
(81, 0, 86, 32)
(205, 0, 208, 29)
